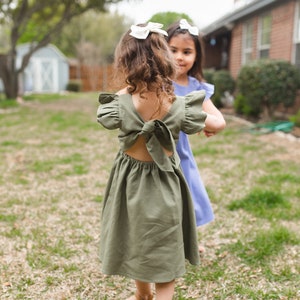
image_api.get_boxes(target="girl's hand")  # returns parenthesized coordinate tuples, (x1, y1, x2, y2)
(203, 129, 216, 137)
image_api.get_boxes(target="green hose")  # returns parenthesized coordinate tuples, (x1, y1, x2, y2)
(249, 121, 294, 134)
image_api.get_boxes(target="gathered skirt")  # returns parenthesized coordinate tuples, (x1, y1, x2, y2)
(100, 151, 200, 283)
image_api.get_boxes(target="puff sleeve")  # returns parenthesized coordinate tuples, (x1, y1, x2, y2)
(97, 93, 121, 130)
(181, 90, 207, 134)
(197, 82, 214, 100)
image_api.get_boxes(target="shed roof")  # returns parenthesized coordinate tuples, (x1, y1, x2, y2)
(17, 43, 68, 62)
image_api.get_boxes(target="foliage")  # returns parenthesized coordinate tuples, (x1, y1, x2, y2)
(236, 59, 300, 119)
(203, 69, 214, 84)
(211, 70, 235, 108)
(0, 0, 119, 46)
(52, 11, 130, 61)
(289, 109, 300, 127)
(66, 80, 82, 92)
(233, 93, 249, 115)
(203, 69, 235, 108)
(149, 12, 193, 29)
(0, 0, 125, 99)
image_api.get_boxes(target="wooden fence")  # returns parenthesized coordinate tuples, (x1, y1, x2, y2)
(69, 64, 116, 92)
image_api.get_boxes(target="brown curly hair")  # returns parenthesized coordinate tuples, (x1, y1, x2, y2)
(113, 24, 176, 103)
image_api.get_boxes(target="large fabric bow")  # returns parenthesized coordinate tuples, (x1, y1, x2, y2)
(179, 19, 199, 36)
(130, 22, 168, 39)
(141, 120, 180, 172)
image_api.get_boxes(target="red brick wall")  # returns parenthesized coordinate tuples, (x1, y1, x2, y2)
(229, 0, 296, 78)
(229, 23, 243, 78)
(270, 1, 295, 60)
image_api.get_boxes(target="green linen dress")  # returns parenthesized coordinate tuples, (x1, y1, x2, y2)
(97, 90, 207, 283)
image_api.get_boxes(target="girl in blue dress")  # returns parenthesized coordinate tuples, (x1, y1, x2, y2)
(166, 19, 226, 235)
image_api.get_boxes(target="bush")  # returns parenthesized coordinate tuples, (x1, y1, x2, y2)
(233, 93, 256, 116)
(203, 69, 214, 84)
(289, 109, 300, 127)
(213, 70, 235, 107)
(237, 60, 300, 119)
(205, 70, 235, 108)
(66, 80, 82, 92)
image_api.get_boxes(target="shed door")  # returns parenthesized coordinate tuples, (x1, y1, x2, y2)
(32, 58, 58, 93)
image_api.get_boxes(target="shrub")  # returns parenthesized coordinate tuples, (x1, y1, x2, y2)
(234, 93, 252, 115)
(289, 109, 300, 127)
(66, 80, 82, 92)
(203, 69, 214, 84)
(237, 60, 300, 119)
(212, 70, 235, 108)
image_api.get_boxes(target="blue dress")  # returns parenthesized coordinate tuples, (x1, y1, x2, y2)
(173, 76, 214, 226)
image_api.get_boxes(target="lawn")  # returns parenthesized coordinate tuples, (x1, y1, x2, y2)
(0, 93, 299, 299)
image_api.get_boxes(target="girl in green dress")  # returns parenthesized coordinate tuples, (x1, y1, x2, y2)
(97, 22, 223, 300)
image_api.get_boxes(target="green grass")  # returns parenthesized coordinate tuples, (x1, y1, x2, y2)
(0, 94, 299, 299)
(228, 189, 290, 216)
(0, 213, 18, 223)
(227, 226, 299, 265)
(0, 98, 19, 108)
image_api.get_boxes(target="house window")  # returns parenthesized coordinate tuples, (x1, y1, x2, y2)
(258, 14, 271, 58)
(293, 0, 300, 69)
(242, 21, 253, 64)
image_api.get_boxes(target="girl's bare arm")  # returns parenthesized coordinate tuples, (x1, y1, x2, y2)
(203, 99, 226, 136)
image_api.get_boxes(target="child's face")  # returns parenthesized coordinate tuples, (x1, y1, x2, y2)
(168, 33, 196, 80)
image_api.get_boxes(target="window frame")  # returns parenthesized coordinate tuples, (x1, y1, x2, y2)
(257, 13, 271, 59)
(292, 0, 300, 69)
(242, 20, 254, 65)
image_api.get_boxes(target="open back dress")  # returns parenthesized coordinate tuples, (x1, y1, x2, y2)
(97, 90, 207, 283)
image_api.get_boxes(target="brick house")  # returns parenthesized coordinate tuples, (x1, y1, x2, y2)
(201, 0, 300, 112)
(202, 0, 300, 78)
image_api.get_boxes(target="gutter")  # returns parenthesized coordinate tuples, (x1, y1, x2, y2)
(201, 0, 282, 35)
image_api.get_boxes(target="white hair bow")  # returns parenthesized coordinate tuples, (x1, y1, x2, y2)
(130, 22, 168, 39)
(179, 19, 199, 36)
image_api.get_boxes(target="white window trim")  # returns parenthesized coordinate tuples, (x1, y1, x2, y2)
(292, 0, 300, 65)
(242, 20, 253, 65)
(257, 13, 271, 59)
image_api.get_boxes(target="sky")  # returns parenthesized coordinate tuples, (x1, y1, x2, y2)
(109, 0, 236, 29)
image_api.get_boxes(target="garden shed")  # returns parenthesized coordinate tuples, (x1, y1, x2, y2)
(17, 43, 69, 94)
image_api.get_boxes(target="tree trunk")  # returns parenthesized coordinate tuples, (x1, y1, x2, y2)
(0, 54, 19, 99)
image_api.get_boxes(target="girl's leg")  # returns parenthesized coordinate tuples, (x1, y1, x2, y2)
(155, 280, 175, 300)
(127, 280, 153, 300)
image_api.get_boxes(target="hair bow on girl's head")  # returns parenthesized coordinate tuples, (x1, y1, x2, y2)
(130, 22, 168, 39)
(179, 19, 199, 36)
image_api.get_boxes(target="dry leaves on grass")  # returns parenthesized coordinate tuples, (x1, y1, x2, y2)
(1, 95, 299, 299)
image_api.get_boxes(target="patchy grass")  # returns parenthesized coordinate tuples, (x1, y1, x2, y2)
(226, 225, 299, 265)
(0, 94, 299, 299)
(227, 189, 297, 220)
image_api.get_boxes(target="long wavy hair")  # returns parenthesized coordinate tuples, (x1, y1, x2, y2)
(114, 24, 176, 105)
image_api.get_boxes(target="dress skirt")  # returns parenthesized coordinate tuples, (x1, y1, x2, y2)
(100, 151, 200, 283)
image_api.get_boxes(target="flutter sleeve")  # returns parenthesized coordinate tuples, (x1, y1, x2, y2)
(182, 90, 207, 134)
(97, 93, 121, 130)
(197, 82, 214, 100)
